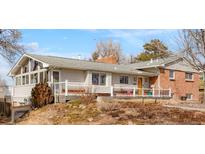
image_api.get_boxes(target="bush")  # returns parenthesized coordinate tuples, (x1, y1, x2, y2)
(31, 83, 54, 108)
(80, 93, 96, 105)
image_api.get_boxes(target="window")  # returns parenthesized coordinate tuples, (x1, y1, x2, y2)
(39, 62, 43, 69)
(186, 93, 193, 100)
(100, 74, 106, 85)
(53, 71, 60, 82)
(23, 60, 29, 73)
(169, 70, 175, 80)
(120, 76, 128, 84)
(92, 73, 106, 85)
(31, 73, 38, 84)
(92, 73, 99, 85)
(30, 59, 38, 71)
(45, 71, 48, 82)
(40, 72, 44, 83)
(16, 76, 21, 85)
(185, 72, 193, 80)
(22, 75, 29, 85)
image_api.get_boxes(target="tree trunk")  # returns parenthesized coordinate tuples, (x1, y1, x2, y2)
(203, 72, 205, 104)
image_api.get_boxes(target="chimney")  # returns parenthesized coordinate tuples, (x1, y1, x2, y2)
(95, 56, 117, 64)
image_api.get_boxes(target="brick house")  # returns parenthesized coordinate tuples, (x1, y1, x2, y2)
(130, 55, 200, 102)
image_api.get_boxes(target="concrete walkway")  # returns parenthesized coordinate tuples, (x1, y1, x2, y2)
(164, 103, 205, 112)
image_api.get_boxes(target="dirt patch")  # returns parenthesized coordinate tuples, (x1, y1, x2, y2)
(17, 101, 205, 125)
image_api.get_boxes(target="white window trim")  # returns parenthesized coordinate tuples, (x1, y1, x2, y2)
(22, 74, 29, 85)
(169, 70, 175, 80)
(120, 75, 129, 84)
(52, 70, 61, 83)
(185, 72, 194, 81)
(91, 72, 107, 86)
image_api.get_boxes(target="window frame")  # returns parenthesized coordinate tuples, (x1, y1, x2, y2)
(30, 73, 38, 84)
(185, 72, 193, 81)
(22, 75, 29, 85)
(92, 72, 107, 85)
(169, 70, 175, 80)
(120, 76, 129, 84)
(15, 76, 21, 86)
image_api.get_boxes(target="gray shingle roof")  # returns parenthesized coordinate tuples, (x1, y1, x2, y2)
(128, 54, 182, 69)
(26, 53, 157, 76)
(128, 54, 198, 73)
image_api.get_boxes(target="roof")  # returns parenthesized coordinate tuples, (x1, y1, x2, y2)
(21, 53, 157, 76)
(9, 53, 198, 77)
(129, 54, 182, 69)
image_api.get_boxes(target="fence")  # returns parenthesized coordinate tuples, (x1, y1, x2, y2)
(0, 97, 11, 117)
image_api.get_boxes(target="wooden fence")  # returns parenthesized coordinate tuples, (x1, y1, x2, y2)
(0, 97, 11, 117)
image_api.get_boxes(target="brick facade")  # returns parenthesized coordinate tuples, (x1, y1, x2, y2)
(154, 68, 200, 101)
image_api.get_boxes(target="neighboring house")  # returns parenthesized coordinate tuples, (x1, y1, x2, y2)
(8, 53, 200, 102)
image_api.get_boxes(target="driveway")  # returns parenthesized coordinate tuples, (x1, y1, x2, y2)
(164, 103, 205, 112)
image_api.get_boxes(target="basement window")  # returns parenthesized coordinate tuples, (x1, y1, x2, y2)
(186, 93, 193, 100)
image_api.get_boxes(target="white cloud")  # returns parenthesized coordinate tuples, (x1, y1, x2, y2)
(25, 42, 40, 51)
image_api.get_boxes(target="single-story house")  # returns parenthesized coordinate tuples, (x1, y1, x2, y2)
(8, 53, 200, 102)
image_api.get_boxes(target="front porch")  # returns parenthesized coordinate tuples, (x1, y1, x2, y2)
(51, 81, 172, 102)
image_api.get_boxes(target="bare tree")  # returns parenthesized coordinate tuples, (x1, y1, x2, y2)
(0, 29, 24, 64)
(92, 39, 124, 64)
(179, 29, 205, 103)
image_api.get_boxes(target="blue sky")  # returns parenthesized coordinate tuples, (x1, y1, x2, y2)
(0, 29, 180, 84)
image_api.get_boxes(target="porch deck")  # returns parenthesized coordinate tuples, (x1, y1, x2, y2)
(11, 81, 172, 103)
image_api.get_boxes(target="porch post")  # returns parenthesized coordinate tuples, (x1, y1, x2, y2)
(169, 88, 171, 97)
(133, 87, 136, 97)
(65, 80, 68, 96)
(152, 88, 155, 97)
(110, 86, 114, 96)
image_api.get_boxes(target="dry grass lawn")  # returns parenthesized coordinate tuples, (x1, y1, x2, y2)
(16, 99, 205, 125)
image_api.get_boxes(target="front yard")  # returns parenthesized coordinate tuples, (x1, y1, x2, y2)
(16, 100, 205, 125)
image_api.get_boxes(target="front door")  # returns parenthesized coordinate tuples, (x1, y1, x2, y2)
(138, 77, 143, 95)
